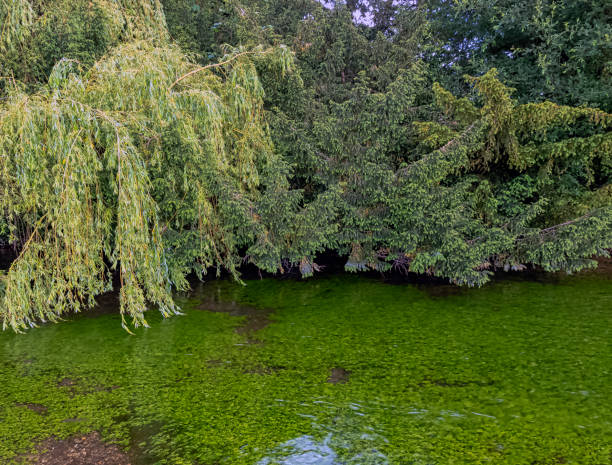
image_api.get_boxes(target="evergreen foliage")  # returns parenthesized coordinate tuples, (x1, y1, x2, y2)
(424, 0, 612, 111)
(0, 0, 610, 329)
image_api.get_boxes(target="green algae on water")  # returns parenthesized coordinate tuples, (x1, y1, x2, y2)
(0, 272, 611, 464)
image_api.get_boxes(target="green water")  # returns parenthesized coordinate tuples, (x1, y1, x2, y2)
(1, 272, 611, 464)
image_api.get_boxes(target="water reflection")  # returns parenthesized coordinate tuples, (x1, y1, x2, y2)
(258, 400, 390, 465)
(258, 433, 389, 465)
(258, 435, 336, 465)
(256, 395, 504, 464)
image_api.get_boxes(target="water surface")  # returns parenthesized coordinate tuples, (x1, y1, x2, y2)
(1, 272, 611, 464)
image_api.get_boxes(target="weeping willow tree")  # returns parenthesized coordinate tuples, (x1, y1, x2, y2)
(0, 0, 297, 331)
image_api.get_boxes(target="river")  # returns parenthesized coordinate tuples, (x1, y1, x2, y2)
(1, 270, 611, 464)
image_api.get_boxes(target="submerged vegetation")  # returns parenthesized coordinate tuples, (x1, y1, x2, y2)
(0, 0, 611, 328)
(0, 272, 611, 463)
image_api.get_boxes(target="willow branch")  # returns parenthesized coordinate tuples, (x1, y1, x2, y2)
(168, 50, 268, 91)
(7, 213, 47, 273)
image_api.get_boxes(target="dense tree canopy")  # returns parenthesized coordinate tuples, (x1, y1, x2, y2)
(0, 0, 610, 329)
(425, 0, 612, 110)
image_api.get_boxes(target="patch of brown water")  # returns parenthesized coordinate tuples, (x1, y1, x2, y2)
(15, 403, 48, 415)
(197, 298, 273, 335)
(56, 377, 78, 398)
(22, 432, 130, 465)
(57, 378, 77, 387)
(128, 421, 163, 465)
(327, 367, 351, 384)
(243, 365, 286, 375)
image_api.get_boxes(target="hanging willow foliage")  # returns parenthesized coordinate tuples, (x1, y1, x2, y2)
(0, 39, 293, 331)
(0, 0, 170, 94)
(0, 0, 33, 54)
(0, 0, 167, 51)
